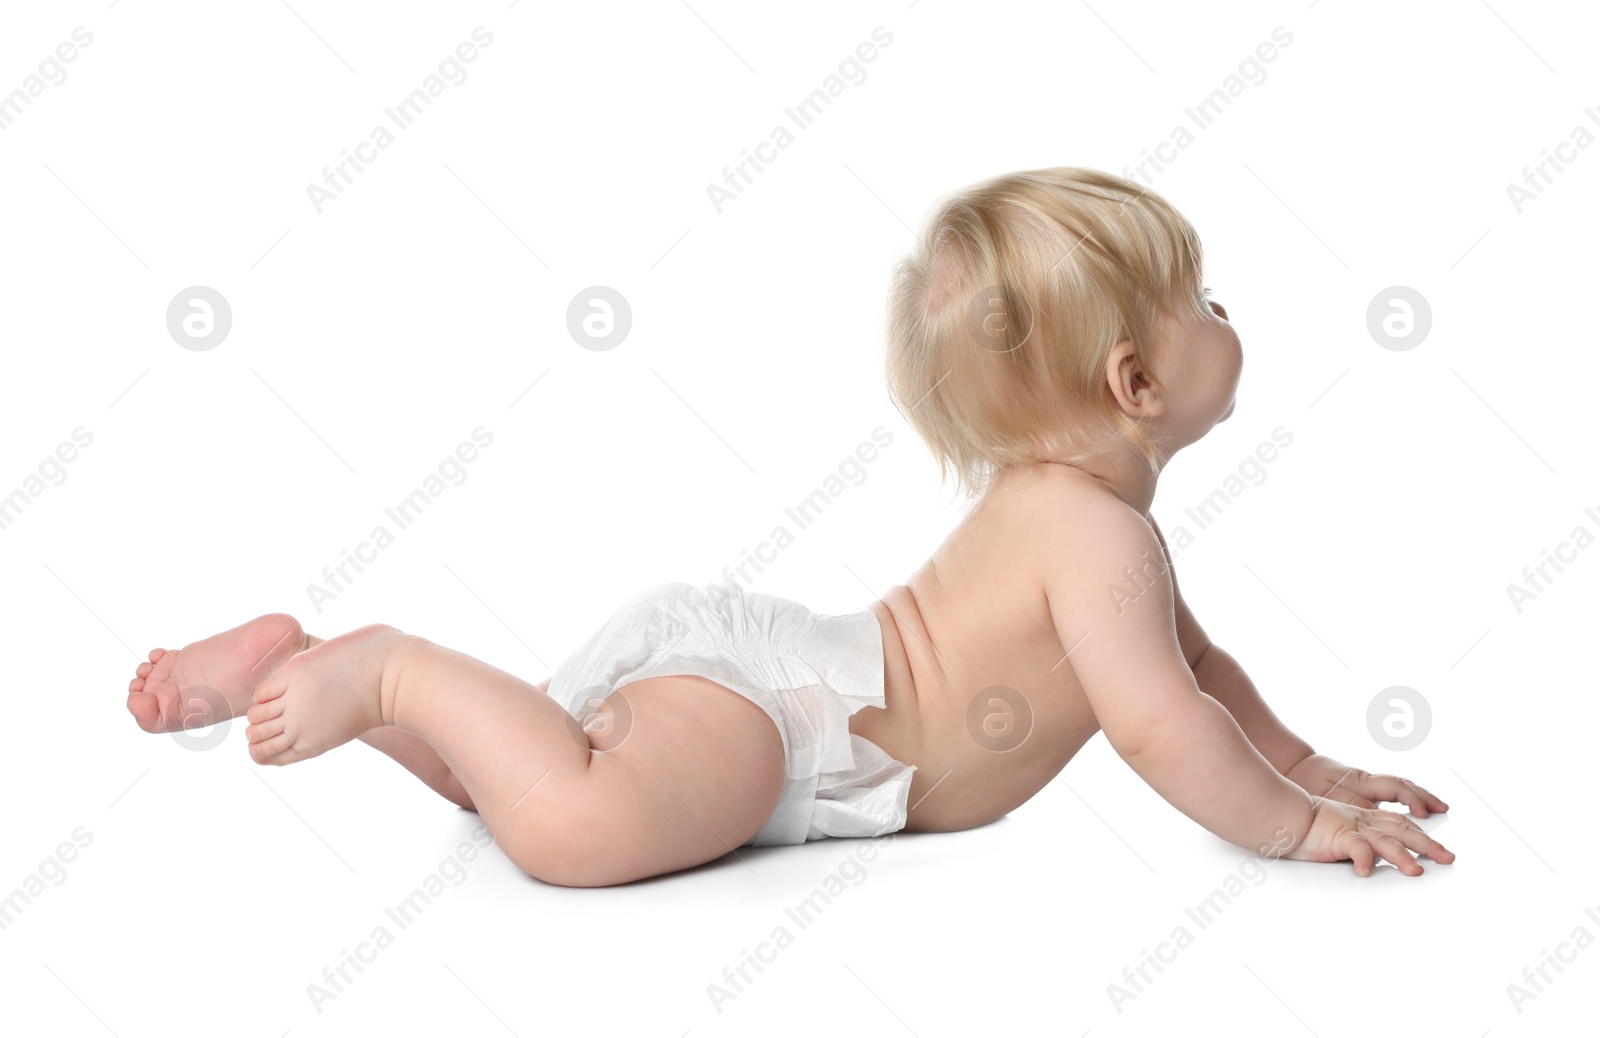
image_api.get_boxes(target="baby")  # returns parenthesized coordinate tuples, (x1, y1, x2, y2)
(126, 167, 1453, 887)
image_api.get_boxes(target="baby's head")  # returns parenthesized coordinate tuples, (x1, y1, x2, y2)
(885, 167, 1240, 501)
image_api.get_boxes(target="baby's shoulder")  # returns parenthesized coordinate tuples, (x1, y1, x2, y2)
(989, 465, 1160, 587)
(991, 464, 1152, 542)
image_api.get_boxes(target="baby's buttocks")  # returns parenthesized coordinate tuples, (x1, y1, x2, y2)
(544, 578, 914, 845)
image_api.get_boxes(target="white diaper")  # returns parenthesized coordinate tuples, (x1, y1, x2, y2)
(544, 579, 916, 846)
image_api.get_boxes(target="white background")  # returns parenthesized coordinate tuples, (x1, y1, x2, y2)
(1, 0, 1596, 1035)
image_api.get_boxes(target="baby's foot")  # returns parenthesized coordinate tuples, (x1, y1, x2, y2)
(244, 624, 406, 765)
(127, 614, 305, 733)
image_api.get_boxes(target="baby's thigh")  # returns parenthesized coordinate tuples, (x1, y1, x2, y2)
(538, 675, 785, 886)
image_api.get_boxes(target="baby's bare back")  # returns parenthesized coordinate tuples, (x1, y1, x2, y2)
(852, 462, 1116, 832)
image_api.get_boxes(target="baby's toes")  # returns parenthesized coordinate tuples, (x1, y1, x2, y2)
(249, 731, 295, 763)
(247, 698, 286, 726)
(148, 648, 166, 663)
(252, 678, 287, 706)
(126, 690, 162, 731)
(246, 718, 286, 746)
(128, 658, 158, 693)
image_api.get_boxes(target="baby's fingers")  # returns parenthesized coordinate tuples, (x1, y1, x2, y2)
(1342, 833, 1377, 878)
(1357, 774, 1432, 816)
(1380, 815, 1456, 865)
(1408, 781, 1450, 815)
(1370, 832, 1424, 876)
(1319, 785, 1377, 810)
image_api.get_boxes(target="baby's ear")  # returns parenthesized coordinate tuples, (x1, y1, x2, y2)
(1104, 341, 1164, 418)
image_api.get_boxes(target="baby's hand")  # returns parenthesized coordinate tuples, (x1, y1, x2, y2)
(1285, 799, 1455, 877)
(1284, 753, 1449, 818)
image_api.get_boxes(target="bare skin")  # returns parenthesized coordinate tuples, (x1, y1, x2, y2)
(128, 623, 784, 887)
(128, 617, 477, 810)
(855, 294, 1452, 875)
(126, 293, 1454, 885)
(126, 613, 304, 734)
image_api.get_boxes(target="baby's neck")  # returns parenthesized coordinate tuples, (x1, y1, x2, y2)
(1038, 446, 1164, 515)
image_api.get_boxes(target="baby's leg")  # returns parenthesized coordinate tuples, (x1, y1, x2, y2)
(359, 726, 475, 810)
(126, 616, 511, 812)
(246, 629, 786, 886)
(307, 634, 480, 810)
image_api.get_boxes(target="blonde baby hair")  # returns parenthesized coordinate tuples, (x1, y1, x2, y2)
(885, 167, 1210, 503)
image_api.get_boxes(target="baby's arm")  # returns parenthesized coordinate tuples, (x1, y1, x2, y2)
(1048, 502, 1452, 874)
(1147, 515, 1312, 774)
(1047, 500, 1315, 856)
(1149, 515, 1450, 819)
